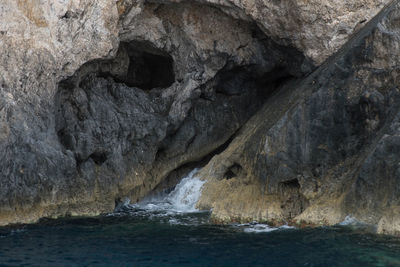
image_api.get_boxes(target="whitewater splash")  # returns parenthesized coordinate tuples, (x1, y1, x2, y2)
(166, 170, 206, 212)
(112, 169, 208, 225)
(338, 216, 359, 226)
(135, 168, 206, 213)
(112, 169, 295, 232)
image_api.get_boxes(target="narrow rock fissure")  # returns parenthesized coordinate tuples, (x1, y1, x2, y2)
(152, 130, 239, 194)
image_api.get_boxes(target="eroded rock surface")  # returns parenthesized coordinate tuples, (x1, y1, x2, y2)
(198, 0, 400, 235)
(128, 0, 391, 65)
(0, 0, 311, 225)
(1, 0, 400, 236)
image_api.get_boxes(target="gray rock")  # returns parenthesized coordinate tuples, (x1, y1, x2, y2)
(0, 0, 311, 225)
(198, 0, 400, 235)
(1, 0, 400, 236)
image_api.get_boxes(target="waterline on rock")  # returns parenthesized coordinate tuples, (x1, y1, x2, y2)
(111, 170, 298, 232)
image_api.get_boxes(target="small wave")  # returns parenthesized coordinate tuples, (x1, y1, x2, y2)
(235, 222, 296, 233)
(0, 228, 26, 238)
(338, 216, 360, 226)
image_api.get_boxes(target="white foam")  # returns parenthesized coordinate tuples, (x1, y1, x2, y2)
(133, 168, 205, 213)
(338, 215, 359, 226)
(238, 223, 296, 233)
(166, 169, 205, 212)
(243, 224, 279, 233)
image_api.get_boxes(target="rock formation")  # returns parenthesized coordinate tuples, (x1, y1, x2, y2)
(1, 0, 400, 235)
(198, 0, 400, 235)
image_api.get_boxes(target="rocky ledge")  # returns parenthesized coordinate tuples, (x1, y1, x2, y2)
(1, 0, 400, 235)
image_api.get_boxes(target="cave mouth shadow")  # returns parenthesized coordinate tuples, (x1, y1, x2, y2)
(59, 40, 176, 92)
(55, 40, 177, 166)
(117, 41, 175, 90)
(55, 31, 310, 174)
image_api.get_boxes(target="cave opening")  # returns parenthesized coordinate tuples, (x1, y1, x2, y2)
(212, 62, 296, 103)
(55, 21, 312, 210)
(119, 41, 175, 89)
(224, 163, 244, 180)
(55, 40, 177, 169)
(89, 151, 108, 165)
(58, 40, 176, 93)
(279, 178, 300, 190)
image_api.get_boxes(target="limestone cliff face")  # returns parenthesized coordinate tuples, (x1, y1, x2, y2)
(198, 0, 400, 235)
(0, 0, 399, 235)
(155, 0, 391, 65)
(0, 0, 120, 224)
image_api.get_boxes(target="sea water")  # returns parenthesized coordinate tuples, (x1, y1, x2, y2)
(1, 170, 400, 266)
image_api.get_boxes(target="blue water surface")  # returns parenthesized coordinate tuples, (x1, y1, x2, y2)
(0, 211, 400, 267)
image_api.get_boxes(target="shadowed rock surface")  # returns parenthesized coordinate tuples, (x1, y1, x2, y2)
(1, 0, 400, 235)
(198, 0, 400, 235)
